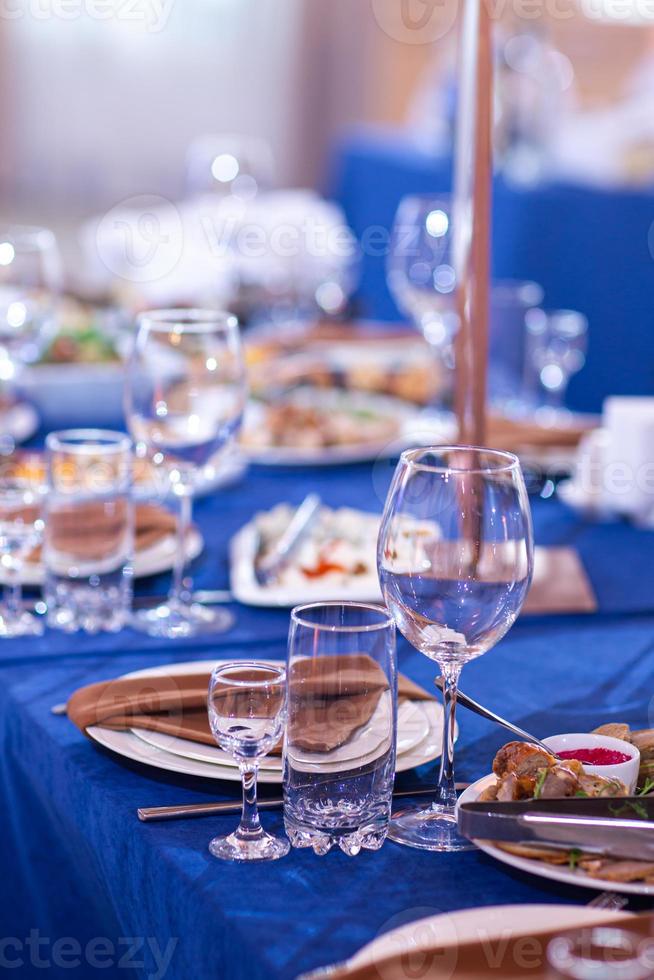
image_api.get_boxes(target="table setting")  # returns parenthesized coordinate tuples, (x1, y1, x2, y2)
(4, 25, 654, 980)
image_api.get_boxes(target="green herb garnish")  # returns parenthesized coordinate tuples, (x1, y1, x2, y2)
(533, 768, 548, 799)
(637, 777, 654, 797)
(568, 848, 582, 870)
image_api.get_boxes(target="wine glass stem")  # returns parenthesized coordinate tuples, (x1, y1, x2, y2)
(3, 558, 23, 622)
(436, 664, 462, 812)
(238, 763, 262, 839)
(170, 488, 193, 606)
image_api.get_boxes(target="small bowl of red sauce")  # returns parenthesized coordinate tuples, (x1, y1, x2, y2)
(543, 733, 640, 793)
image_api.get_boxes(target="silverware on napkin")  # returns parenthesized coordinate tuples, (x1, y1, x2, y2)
(435, 677, 556, 757)
(137, 783, 471, 822)
(458, 796, 654, 860)
(255, 493, 321, 585)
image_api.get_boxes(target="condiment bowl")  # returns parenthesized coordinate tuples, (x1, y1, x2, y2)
(544, 733, 640, 794)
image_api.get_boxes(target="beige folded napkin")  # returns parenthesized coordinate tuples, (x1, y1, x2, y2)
(67, 656, 433, 756)
(324, 912, 653, 979)
(26, 503, 178, 563)
(487, 413, 597, 451)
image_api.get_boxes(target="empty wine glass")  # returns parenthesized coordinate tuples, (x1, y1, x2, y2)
(525, 308, 588, 413)
(387, 195, 458, 410)
(208, 662, 289, 862)
(378, 446, 533, 851)
(124, 309, 247, 638)
(0, 225, 62, 378)
(0, 475, 45, 637)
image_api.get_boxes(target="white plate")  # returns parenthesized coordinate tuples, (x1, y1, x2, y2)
(347, 904, 632, 970)
(0, 401, 39, 444)
(230, 519, 383, 607)
(10, 528, 204, 587)
(129, 698, 430, 773)
(458, 774, 654, 896)
(240, 390, 454, 466)
(85, 659, 451, 784)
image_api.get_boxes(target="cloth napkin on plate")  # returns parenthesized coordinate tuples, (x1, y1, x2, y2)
(319, 912, 654, 979)
(27, 503, 178, 562)
(67, 656, 433, 755)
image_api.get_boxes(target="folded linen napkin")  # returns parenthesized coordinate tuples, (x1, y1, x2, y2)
(26, 503, 178, 562)
(320, 912, 653, 979)
(67, 656, 433, 755)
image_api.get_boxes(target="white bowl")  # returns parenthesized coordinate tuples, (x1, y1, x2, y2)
(19, 362, 125, 429)
(544, 733, 640, 794)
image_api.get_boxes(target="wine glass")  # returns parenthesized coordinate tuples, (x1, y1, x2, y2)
(0, 224, 62, 377)
(208, 662, 289, 862)
(377, 446, 533, 851)
(185, 134, 274, 202)
(0, 475, 45, 637)
(525, 308, 588, 415)
(387, 195, 458, 410)
(124, 309, 247, 638)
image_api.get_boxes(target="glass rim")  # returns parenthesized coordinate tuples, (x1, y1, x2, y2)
(210, 661, 286, 687)
(136, 308, 239, 334)
(45, 429, 133, 456)
(291, 601, 394, 634)
(400, 445, 521, 475)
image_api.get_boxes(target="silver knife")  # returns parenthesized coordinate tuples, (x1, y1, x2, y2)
(458, 797, 654, 861)
(255, 493, 321, 585)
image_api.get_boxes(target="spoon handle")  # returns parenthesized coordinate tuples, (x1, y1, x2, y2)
(435, 678, 555, 757)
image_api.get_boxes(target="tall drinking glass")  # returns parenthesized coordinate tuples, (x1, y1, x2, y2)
(44, 430, 134, 634)
(378, 447, 533, 851)
(526, 308, 588, 413)
(0, 476, 45, 637)
(283, 602, 397, 856)
(124, 309, 247, 638)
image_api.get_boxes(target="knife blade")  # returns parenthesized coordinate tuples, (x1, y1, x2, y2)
(458, 796, 654, 861)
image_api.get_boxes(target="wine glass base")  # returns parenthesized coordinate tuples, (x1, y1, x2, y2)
(131, 601, 234, 639)
(388, 804, 476, 852)
(209, 830, 290, 862)
(0, 609, 43, 638)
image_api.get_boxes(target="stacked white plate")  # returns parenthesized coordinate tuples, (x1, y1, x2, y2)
(87, 659, 449, 785)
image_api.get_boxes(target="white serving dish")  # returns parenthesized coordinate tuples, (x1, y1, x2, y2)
(544, 732, 640, 794)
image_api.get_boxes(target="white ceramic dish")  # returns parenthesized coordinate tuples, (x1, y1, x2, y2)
(240, 389, 455, 466)
(543, 733, 640, 794)
(86, 659, 452, 785)
(458, 774, 654, 896)
(20, 362, 125, 429)
(346, 904, 632, 970)
(4, 527, 204, 587)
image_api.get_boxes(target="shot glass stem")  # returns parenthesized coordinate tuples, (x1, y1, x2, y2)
(238, 763, 262, 838)
(436, 663, 462, 813)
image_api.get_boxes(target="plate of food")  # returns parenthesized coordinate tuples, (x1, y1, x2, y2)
(85, 659, 450, 785)
(18, 298, 126, 429)
(239, 387, 446, 466)
(0, 501, 203, 586)
(458, 725, 654, 895)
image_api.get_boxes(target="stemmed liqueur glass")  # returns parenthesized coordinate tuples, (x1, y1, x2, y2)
(125, 309, 247, 638)
(208, 662, 289, 862)
(0, 476, 45, 637)
(378, 446, 533, 851)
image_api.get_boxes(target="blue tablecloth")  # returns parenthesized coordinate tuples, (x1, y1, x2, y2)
(2, 456, 654, 979)
(330, 127, 654, 413)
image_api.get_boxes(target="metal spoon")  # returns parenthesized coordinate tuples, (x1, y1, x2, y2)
(435, 677, 557, 757)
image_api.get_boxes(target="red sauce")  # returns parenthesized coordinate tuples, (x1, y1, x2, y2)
(557, 748, 631, 765)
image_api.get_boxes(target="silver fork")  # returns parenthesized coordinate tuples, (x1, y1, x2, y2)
(587, 891, 629, 911)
